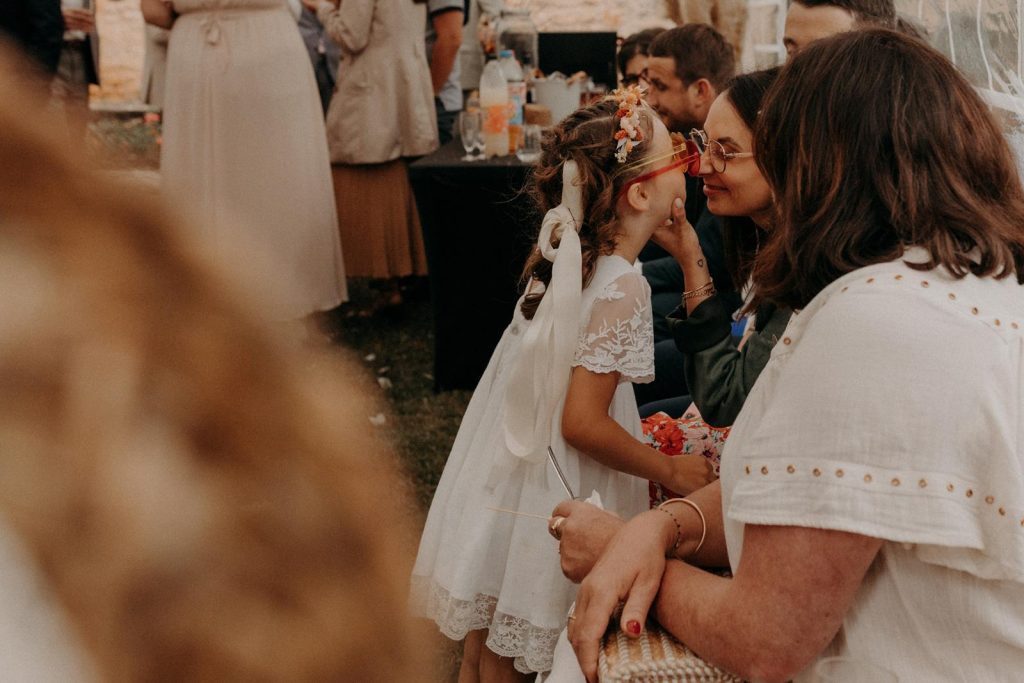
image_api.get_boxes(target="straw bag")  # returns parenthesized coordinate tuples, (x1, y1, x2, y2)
(598, 615, 743, 683)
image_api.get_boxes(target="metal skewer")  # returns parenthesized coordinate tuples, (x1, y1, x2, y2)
(547, 446, 578, 500)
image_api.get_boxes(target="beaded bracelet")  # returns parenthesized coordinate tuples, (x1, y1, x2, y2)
(654, 506, 684, 556)
(657, 497, 707, 559)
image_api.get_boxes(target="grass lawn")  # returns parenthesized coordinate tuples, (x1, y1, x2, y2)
(322, 279, 472, 681)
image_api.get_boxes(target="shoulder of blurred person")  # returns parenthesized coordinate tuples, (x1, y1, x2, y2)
(425, 0, 465, 113)
(0, 49, 438, 682)
(325, 0, 438, 162)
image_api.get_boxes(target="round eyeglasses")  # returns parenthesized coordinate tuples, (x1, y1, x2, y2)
(688, 128, 754, 174)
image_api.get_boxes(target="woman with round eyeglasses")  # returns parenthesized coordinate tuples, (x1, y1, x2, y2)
(627, 67, 792, 503)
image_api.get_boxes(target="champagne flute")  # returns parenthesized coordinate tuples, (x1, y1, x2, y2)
(458, 110, 481, 162)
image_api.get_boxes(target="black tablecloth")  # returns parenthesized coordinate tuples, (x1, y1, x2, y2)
(410, 141, 537, 391)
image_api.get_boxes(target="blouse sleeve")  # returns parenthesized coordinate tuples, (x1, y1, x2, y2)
(317, 0, 376, 54)
(573, 271, 655, 384)
(726, 283, 1024, 581)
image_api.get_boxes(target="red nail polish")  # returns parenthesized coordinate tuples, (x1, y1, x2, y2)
(626, 620, 641, 635)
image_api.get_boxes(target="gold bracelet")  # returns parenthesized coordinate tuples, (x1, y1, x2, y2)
(682, 281, 716, 301)
(657, 497, 707, 559)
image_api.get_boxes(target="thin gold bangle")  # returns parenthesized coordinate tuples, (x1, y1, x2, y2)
(657, 497, 707, 558)
(682, 281, 716, 301)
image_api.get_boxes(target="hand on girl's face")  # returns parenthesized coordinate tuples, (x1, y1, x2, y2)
(651, 197, 699, 259)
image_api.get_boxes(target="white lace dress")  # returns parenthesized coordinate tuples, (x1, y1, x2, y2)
(411, 255, 653, 674)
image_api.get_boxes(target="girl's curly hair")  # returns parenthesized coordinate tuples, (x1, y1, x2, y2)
(520, 99, 657, 319)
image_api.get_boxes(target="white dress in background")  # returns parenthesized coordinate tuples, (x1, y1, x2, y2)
(411, 255, 653, 674)
(161, 0, 346, 319)
(720, 248, 1024, 681)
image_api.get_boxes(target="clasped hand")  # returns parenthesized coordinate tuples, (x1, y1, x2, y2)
(551, 502, 679, 683)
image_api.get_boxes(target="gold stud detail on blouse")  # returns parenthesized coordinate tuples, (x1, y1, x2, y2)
(745, 465, 751, 475)
(835, 469, 845, 478)
(986, 495, 995, 504)
(966, 489, 974, 498)
(972, 307, 979, 315)
(1013, 322, 1020, 330)
(787, 465, 796, 474)
(842, 286, 849, 292)
(999, 507, 1006, 516)
(866, 277, 875, 283)
(782, 337, 792, 345)
(864, 474, 873, 483)
(761, 466, 769, 475)
(948, 293, 956, 300)
(947, 483, 955, 493)
(894, 274, 903, 280)
(921, 280, 930, 288)
(891, 478, 901, 487)
(813, 468, 822, 477)
(918, 479, 928, 488)
(995, 319, 1002, 326)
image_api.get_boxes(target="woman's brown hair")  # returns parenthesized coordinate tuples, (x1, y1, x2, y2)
(752, 29, 1024, 309)
(0, 50, 434, 682)
(520, 99, 656, 318)
(719, 66, 780, 291)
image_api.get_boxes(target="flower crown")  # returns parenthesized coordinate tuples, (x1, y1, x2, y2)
(610, 85, 647, 163)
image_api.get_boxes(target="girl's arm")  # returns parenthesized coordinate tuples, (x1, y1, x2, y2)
(562, 366, 713, 495)
(141, 0, 175, 29)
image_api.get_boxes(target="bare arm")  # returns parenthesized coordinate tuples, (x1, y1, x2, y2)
(429, 9, 463, 95)
(141, 0, 175, 29)
(654, 526, 882, 682)
(562, 367, 713, 496)
(568, 510, 882, 683)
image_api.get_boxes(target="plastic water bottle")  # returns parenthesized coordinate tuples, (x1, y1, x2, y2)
(480, 59, 509, 158)
(499, 49, 526, 154)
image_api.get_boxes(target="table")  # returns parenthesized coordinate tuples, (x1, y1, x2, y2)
(410, 141, 536, 391)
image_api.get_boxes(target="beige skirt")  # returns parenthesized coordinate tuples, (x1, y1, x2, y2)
(331, 160, 428, 279)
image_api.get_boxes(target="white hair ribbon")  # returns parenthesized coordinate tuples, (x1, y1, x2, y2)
(502, 160, 584, 464)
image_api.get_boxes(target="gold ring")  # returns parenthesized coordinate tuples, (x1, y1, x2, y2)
(548, 515, 566, 540)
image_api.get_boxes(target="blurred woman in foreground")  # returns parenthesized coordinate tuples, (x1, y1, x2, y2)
(0, 53, 431, 682)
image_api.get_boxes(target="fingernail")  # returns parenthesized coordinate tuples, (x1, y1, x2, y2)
(626, 619, 642, 635)
(673, 198, 683, 209)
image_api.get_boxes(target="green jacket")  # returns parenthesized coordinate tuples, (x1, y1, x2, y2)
(666, 295, 792, 428)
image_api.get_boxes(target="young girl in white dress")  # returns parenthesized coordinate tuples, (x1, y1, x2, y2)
(411, 91, 715, 681)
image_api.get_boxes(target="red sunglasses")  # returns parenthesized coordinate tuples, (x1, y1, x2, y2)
(617, 137, 701, 202)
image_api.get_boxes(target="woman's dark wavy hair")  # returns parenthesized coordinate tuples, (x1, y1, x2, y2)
(520, 99, 656, 318)
(752, 29, 1024, 309)
(719, 66, 780, 291)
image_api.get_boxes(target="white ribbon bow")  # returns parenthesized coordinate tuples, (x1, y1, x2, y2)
(503, 160, 584, 463)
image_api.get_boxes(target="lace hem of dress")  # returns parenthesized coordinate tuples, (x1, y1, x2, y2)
(410, 576, 562, 673)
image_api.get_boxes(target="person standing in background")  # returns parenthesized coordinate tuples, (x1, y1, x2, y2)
(459, 0, 501, 92)
(0, 0, 64, 80)
(140, 24, 169, 109)
(426, 0, 464, 145)
(142, 0, 347, 321)
(307, 0, 438, 308)
(52, 0, 100, 143)
(296, 4, 340, 114)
